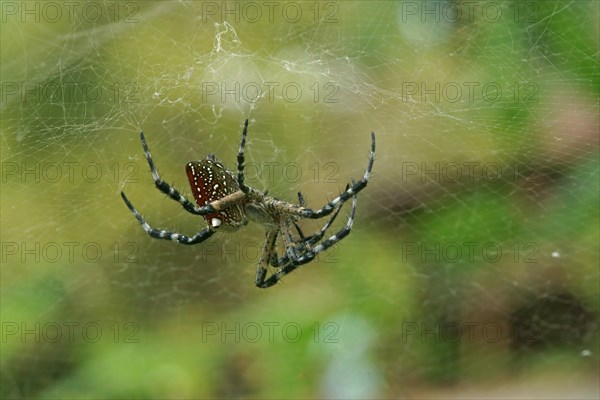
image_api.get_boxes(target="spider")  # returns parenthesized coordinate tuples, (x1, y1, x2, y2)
(120, 119, 375, 288)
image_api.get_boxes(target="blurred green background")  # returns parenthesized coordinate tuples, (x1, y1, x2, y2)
(1, 1, 598, 399)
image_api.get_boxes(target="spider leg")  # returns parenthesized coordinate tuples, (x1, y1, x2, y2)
(290, 192, 308, 241)
(298, 184, 349, 245)
(292, 221, 306, 241)
(272, 185, 349, 268)
(236, 119, 251, 194)
(121, 192, 217, 244)
(297, 191, 306, 207)
(266, 132, 374, 220)
(255, 228, 279, 287)
(274, 199, 345, 267)
(281, 218, 303, 262)
(265, 216, 309, 274)
(300, 132, 373, 218)
(138, 132, 218, 216)
(257, 193, 358, 289)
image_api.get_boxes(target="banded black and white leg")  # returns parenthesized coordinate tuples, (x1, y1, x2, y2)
(294, 185, 349, 245)
(280, 216, 304, 264)
(121, 131, 248, 219)
(256, 228, 279, 286)
(129, 131, 218, 215)
(266, 131, 375, 220)
(236, 119, 250, 193)
(257, 193, 358, 289)
(272, 187, 348, 268)
(121, 192, 217, 245)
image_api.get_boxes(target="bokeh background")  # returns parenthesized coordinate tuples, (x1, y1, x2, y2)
(1, 1, 598, 399)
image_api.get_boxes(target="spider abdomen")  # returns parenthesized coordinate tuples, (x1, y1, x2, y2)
(186, 158, 246, 230)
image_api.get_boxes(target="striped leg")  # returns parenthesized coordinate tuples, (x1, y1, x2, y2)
(138, 132, 217, 216)
(121, 192, 216, 244)
(236, 119, 250, 193)
(272, 186, 348, 268)
(255, 228, 279, 287)
(290, 191, 308, 240)
(257, 194, 358, 289)
(267, 132, 375, 220)
(280, 217, 303, 262)
(300, 132, 374, 219)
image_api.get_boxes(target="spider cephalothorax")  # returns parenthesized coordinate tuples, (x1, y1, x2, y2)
(121, 119, 375, 288)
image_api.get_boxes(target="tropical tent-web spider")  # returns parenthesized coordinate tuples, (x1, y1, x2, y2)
(121, 119, 375, 288)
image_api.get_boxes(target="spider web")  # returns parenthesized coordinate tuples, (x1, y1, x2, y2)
(1, 1, 598, 399)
